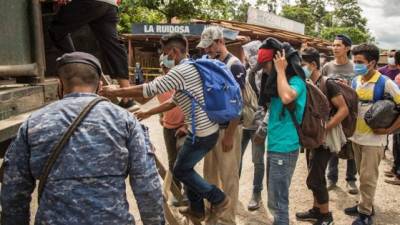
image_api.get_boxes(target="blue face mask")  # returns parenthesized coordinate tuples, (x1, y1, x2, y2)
(162, 54, 175, 69)
(354, 63, 368, 76)
(302, 66, 312, 79)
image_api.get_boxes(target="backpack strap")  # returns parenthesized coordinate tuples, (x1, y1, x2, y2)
(37, 97, 109, 201)
(373, 75, 387, 103)
(286, 106, 302, 146)
(351, 77, 358, 89)
(179, 90, 206, 144)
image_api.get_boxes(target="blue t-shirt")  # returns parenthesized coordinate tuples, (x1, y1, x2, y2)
(267, 75, 306, 152)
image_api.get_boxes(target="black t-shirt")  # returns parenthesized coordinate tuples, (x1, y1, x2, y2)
(317, 77, 342, 114)
(223, 53, 246, 89)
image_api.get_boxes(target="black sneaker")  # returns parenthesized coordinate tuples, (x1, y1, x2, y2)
(352, 213, 373, 225)
(296, 207, 321, 221)
(314, 212, 334, 225)
(344, 205, 375, 216)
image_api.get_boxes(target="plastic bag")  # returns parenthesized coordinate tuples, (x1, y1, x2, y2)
(324, 123, 347, 154)
(364, 100, 399, 129)
(242, 40, 262, 69)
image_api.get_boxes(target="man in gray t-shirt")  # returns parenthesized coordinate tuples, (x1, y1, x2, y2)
(321, 59, 355, 83)
(322, 35, 358, 195)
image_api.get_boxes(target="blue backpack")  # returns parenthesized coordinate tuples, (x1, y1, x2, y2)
(181, 59, 243, 137)
(351, 74, 388, 102)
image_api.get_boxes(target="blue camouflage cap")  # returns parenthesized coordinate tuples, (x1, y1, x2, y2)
(56, 52, 102, 76)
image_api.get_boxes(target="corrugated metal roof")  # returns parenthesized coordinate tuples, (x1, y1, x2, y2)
(192, 19, 332, 51)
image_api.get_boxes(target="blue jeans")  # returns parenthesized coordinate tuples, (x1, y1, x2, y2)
(267, 150, 299, 225)
(173, 132, 224, 213)
(327, 154, 357, 183)
(240, 129, 265, 193)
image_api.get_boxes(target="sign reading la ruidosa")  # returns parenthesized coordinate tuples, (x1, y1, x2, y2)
(131, 24, 239, 40)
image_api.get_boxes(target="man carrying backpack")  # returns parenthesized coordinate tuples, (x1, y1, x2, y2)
(197, 26, 246, 225)
(345, 44, 400, 225)
(259, 46, 307, 225)
(101, 33, 231, 222)
(295, 47, 350, 225)
(321, 35, 358, 194)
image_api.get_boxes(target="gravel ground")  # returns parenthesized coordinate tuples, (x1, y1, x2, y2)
(25, 99, 399, 225)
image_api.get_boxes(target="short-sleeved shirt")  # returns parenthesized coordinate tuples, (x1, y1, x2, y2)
(223, 53, 246, 89)
(267, 75, 307, 152)
(321, 60, 355, 84)
(378, 65, 400, 80)
(350, 71, 400, 146)
(317, 78, 341, 115)
(156, 91, 185, 129)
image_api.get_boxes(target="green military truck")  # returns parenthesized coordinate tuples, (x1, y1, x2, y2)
(0, 0, 57, 158)
(0, 0, 110, 157)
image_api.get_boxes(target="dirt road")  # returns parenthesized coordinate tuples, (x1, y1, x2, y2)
(27, 99, 399, 225)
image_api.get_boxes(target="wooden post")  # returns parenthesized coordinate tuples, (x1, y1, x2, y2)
(154, 156, 202, 225)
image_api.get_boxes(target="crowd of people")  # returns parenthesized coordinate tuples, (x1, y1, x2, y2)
(1, 2, 400, 224)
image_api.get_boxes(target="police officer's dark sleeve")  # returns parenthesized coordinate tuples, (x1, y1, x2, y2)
(1, 121, 35, 225)
(126, 116, 165, 225)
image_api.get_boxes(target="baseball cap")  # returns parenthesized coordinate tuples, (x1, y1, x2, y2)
(56, 52, 102, 76)
(197, 26, 224, 49)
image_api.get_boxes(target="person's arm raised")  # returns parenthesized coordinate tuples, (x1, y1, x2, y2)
(274, 50, 298, 105)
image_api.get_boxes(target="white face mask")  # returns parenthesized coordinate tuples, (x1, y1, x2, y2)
(388, 57, 396, 66)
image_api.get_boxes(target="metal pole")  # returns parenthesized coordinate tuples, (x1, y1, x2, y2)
(0, 64, 38, 77)
(32, 0, 46, 83)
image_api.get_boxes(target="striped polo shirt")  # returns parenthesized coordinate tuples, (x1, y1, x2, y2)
(143, 63, 219, 137)
(350, 71, 400, 146)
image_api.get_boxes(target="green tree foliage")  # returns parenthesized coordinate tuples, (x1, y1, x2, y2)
(280, 0, 373, 44)
(117, 0, 252, 33)
(280, 5, 317, 36)
(325, 0, 374, 43)
(118, 0, 164, 33)
(256, 0, 278, 13)
(321, 27, 372, 44)
(226, 0, 251, 22)
(117, 0, 374, 44)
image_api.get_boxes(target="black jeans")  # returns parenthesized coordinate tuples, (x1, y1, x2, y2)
(49, 0, 128, 79)
(392, 134, 400, 176)
(163, 127, 182, 191)
(306, 147, 331, 204)
(327, 143, 357, 183)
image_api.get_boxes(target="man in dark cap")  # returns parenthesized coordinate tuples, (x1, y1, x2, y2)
(321, 34, 359, 195)
(1, 52, 164, 225)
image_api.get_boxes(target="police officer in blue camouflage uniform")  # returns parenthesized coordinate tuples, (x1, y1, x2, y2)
(0, 52, 165, 225)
